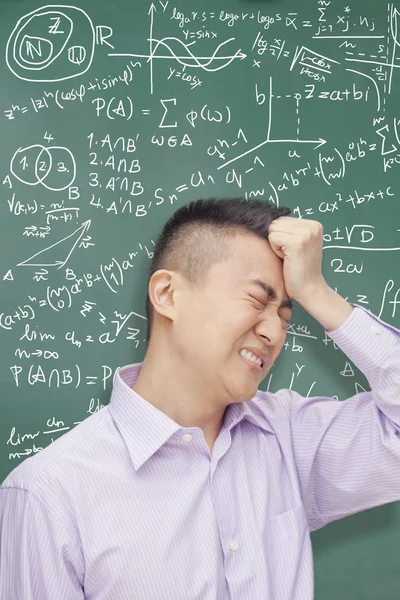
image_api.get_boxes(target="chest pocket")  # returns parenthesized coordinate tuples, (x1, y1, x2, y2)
(263, 504, 313, 600)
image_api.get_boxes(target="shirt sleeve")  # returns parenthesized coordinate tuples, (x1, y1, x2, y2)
(287, 304, 400, 532)
(0, 486, 84, 600)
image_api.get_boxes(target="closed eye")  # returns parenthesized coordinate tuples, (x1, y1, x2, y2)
(249, 295, 265, 308)
(250, 296, 291, 324)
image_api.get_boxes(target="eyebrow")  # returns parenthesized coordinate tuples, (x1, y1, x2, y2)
(248, 278, 293, 310)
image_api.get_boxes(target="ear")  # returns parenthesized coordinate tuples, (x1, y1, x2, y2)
(148, 269, 180, 324)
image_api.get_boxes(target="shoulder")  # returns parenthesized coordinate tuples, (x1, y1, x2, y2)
(246, 387, 296, 431)
(1, 407, 112, 497)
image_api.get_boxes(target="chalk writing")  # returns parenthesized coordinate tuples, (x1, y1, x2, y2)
(0, 0, 399, 478)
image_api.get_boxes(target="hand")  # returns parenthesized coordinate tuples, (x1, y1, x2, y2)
(267, 216, 327, 303)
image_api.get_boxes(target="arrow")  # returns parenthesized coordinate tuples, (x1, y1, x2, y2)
(148, 2, 156, 94)
(217, 138, 327, 169)
(17, 220, 91, 268)
(268, 138, 327, 149)
(110, 52, 247, 60)
(389, 6, 400, 94)
(109, 37, 245, 72)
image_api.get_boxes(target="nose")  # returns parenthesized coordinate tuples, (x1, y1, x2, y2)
(254, 314, 285, 346)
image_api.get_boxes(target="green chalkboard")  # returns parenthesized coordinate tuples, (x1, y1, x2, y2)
(1, 0, 400, 597)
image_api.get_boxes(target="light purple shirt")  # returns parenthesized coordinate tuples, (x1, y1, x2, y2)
(1, 305, 400, 600)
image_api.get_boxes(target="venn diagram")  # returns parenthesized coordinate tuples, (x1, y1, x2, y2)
(10, 144, 76, 191)
(6, 5, 95, 82)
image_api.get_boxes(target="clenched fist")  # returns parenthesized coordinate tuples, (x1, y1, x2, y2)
(268, 216, 327, 303)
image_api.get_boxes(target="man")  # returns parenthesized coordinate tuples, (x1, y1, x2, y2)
(1, 197, 400, 599)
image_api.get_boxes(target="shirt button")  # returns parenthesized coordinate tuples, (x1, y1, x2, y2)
(371, 325, 381, 335)
(182, 433, 192, 442)
(229, 540, 239, 551)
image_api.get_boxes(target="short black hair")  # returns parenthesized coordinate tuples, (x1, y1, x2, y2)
(145, 197, 291, 343)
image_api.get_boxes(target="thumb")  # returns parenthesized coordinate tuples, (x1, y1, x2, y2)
(268, 232, 285, 260)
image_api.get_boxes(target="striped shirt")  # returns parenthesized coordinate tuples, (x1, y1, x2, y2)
(1, 304, 400, 600)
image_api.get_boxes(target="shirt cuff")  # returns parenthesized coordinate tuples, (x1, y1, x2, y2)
(326, 304, 400, 373)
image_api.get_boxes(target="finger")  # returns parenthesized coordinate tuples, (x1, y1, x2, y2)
(267, 232, 285, 259)
(268, 222, 299, 235)
(272, 216, 315, 224)
(268, 231, 297, 258)
(270, 216, 297, 221)
(268, 218, 301, 230)
(269, 217, 320, 231)
(269, 216, 302, 226)
(269, 221, 321, 238)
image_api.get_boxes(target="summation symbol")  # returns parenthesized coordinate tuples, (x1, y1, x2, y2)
(109, 3, 246, 94)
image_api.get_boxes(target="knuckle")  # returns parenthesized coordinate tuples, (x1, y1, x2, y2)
(315, 221, 323, 233)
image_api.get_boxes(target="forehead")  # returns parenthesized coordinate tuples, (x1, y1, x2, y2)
(210, 233, 291, 304)
(228, 233, 283, 279)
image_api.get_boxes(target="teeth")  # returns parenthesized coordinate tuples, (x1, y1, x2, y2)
(239, 349, 263, 367)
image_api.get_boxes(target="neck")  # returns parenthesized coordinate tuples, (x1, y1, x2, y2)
(132, 341, 227, 447)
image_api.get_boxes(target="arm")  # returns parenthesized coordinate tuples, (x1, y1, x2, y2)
(0, 487, 84, 599)
(287, 304, 400, 532)
(267, 216, 400, 529)
(295, 280, 354, 332)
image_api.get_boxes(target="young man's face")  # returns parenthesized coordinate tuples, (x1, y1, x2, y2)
(170, 232, 293, 404)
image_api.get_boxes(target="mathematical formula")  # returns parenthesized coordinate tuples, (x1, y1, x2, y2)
(1, 0, 400, 470)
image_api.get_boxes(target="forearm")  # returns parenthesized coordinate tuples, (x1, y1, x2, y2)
(297, 281, 354, 332)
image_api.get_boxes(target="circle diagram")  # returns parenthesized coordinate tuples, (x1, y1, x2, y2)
(6, 5, 95, 82)
(10, 144, 76, 191)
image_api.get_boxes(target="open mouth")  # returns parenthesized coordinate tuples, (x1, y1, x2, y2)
(239, 352, 263, 371)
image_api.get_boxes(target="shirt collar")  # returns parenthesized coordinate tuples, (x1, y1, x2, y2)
(108, 362, 275, 471)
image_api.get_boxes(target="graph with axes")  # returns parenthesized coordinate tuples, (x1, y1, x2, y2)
(108, 3, 247, 93)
